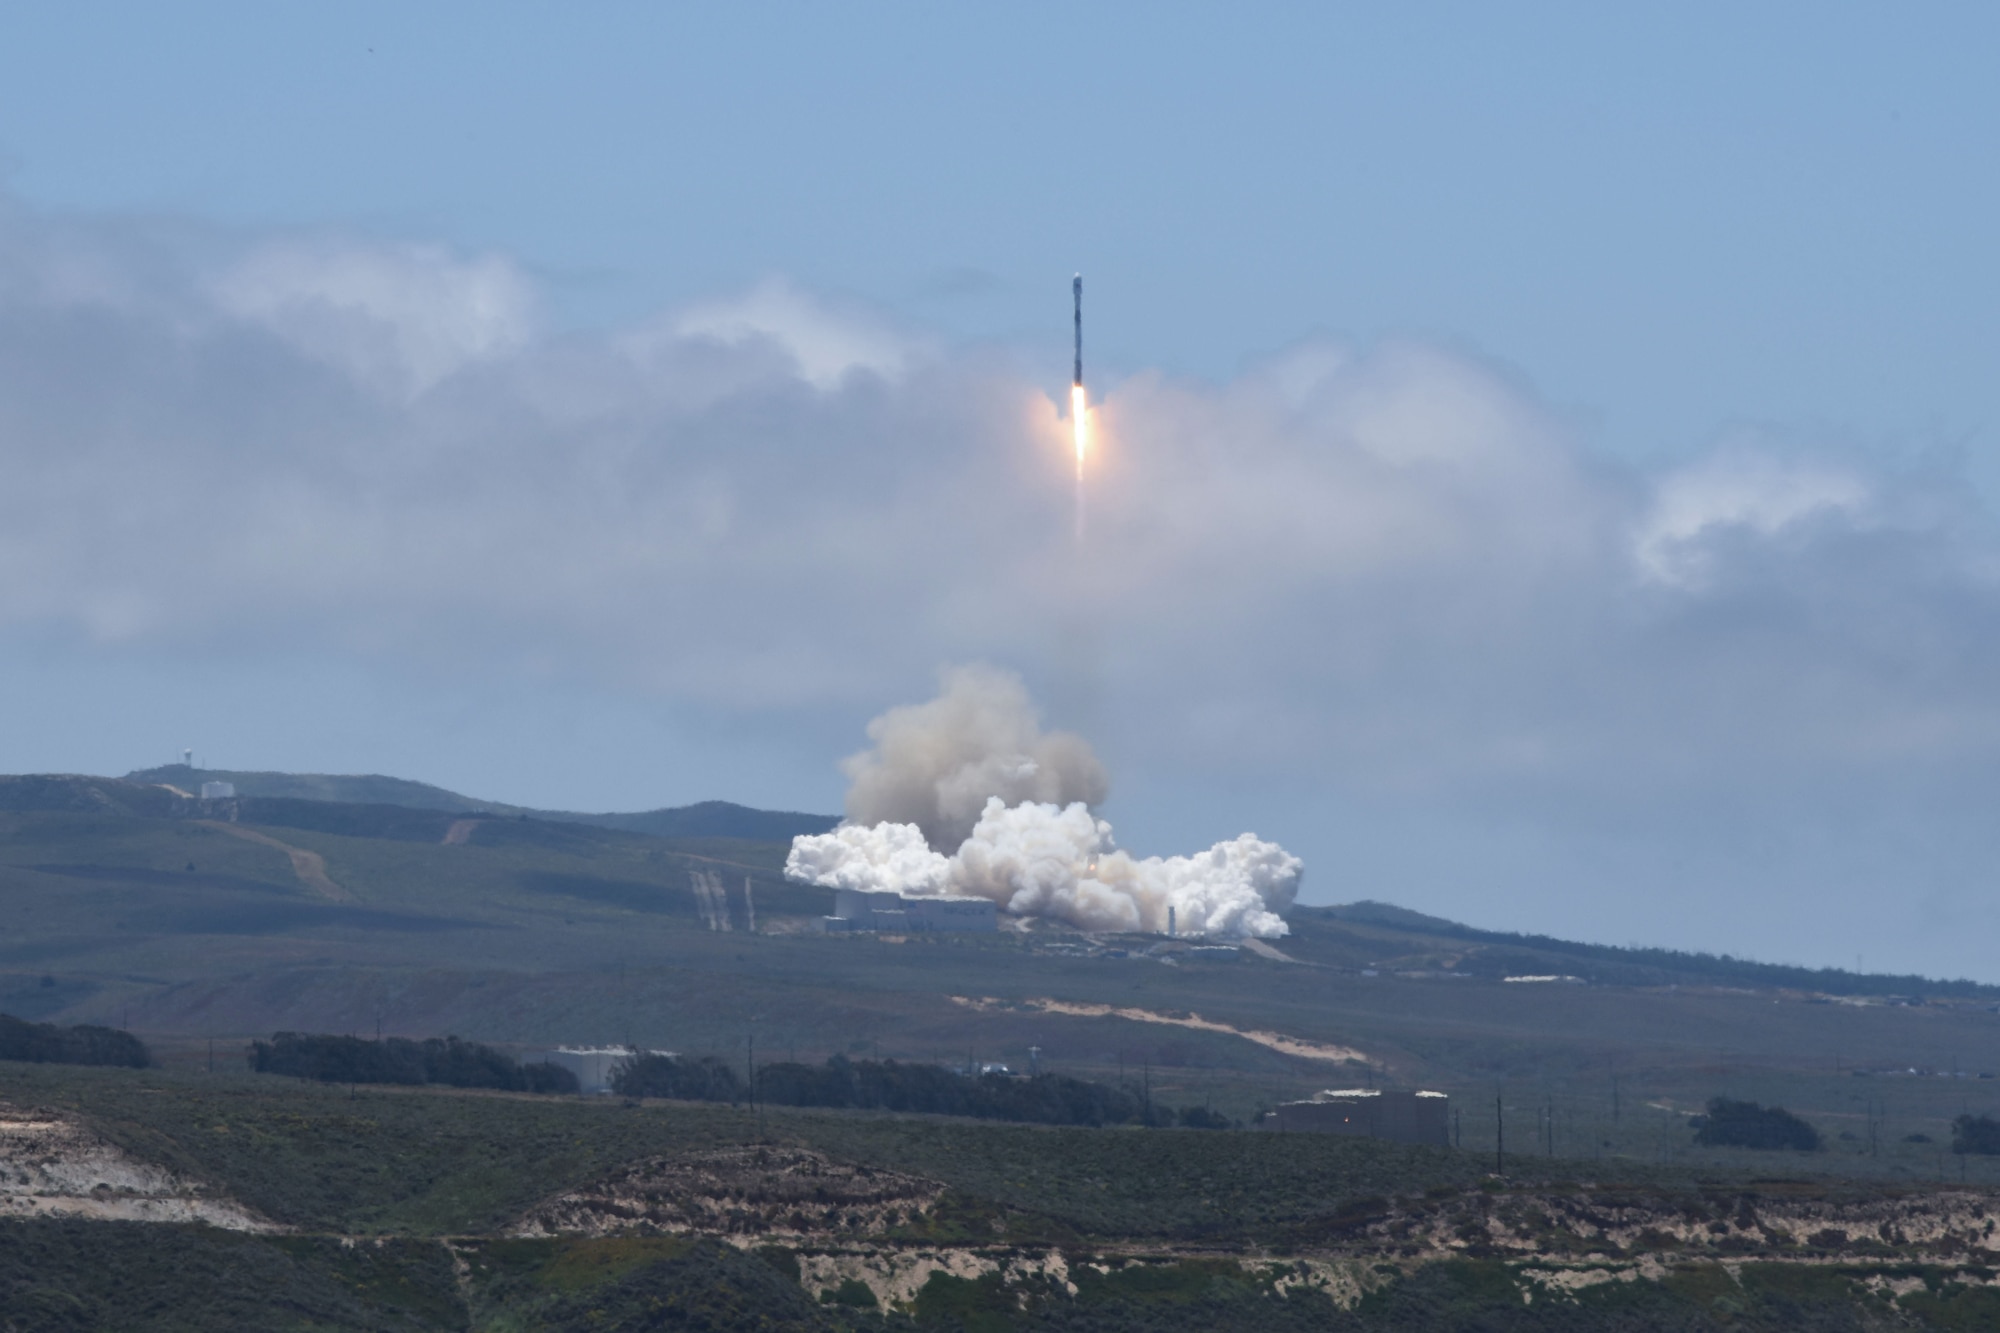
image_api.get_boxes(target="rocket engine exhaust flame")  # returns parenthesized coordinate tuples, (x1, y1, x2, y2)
(1071, 383, 1088, 541)
(1072, 273, 1086, 542)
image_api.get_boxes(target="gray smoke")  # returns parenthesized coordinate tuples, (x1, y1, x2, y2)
(841, 664, 1109, 852)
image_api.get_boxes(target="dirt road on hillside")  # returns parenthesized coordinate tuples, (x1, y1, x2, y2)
(197, 821, 350, 901)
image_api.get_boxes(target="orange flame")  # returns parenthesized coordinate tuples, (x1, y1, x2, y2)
(1070, 385, 1088, 541)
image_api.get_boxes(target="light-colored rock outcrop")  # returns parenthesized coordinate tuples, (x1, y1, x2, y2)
(516, 1145, 942, 1240)
(0, 1105, 275, 1230)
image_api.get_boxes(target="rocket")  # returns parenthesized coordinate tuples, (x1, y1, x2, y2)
(1072, 273, 1083, 389)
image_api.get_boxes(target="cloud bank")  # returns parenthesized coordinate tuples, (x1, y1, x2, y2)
(6, 199, 2000, 969)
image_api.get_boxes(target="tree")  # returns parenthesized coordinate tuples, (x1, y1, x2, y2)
(1691, 1097, 1820, 1151)
(1952, 1113, 2000, 1156)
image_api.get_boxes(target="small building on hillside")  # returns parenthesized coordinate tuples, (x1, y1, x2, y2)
(1257, 1088, 1449, 1145)
(199, 781, 236, 800)
(825, 888, 997, 933)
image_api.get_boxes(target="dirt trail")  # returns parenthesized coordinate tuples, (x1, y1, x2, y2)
(442, 818, 480, 845)
(951, 995, 1366, 1063)
(198, 821, 350, 901)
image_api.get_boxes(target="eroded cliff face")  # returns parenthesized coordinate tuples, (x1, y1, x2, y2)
(1328, 1180, 2000, 1263)
(0, 1103, 275, 1230)
(509, 1148, 2000, 1313)
(515, 1145, 944, 1241)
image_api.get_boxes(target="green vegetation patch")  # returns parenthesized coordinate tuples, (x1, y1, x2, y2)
(459, 1234, 694, 1296)
(1692, 1097, 1822, 1152)
(0, 1219, 461, 1332)
(0, 1012, 147, 1067)
(464, 1236, 830, 1332)
(2, 1062, 1500, 1241)
(250, 1031, 578, 1094)
(1071, 1256, 1272, 1305)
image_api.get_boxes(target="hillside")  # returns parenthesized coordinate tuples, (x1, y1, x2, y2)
(123, 763, 842, 841)
(1297, 901, 2000, 999)
(1, 768, 1998, 1198)
(6, 1062, 2000, 1329)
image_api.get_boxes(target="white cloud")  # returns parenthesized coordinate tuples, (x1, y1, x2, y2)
(1634, 451, 1874, 588)
(211, 239, 535, 397)
(667, 275, 918, 389)
(6, 203, 2000, 972)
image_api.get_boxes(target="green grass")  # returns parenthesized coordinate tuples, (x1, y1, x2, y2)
(1, 1061, 1495, 1239)
(0, 1220, 462, 1332)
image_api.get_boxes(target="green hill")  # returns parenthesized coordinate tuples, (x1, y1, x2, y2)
(4, 769, 1999, 1328)
(0, 766, 1996, 1191)
(123, 764, 841, 840)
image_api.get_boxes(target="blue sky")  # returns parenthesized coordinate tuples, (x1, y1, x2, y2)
(9, 5, 1996, 465)
(2, 4, 1999, 975)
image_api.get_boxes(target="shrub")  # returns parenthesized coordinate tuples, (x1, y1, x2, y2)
(1177, 1106, 1234, 1129)
(611, 1053, 744, 1102)
(0, 1014, 148, 1068)
(1691, 1097, 1820, 1151)
(1953, 1113, 2000, 1155)
(822, 1277, 878, 1308)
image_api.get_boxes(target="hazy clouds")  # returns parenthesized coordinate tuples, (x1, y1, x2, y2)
(6, 200, 2000, 971)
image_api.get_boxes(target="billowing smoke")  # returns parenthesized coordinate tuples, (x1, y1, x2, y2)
(841, 663, 1108, 853)
(789, 668, 1303, 938)
(783, 820, 950, 896)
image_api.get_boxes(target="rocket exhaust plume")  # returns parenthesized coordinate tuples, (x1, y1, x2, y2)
(784, 666, 1305, 938)
(1071, 274, 1087, 542)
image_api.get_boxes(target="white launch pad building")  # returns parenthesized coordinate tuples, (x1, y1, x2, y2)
(824, 888, 997, 933)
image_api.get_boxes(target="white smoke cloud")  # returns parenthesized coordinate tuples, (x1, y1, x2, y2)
(787, 670, 1302, 937)
(787, 797, 1301, 938)
(780, 820, 949, 895)
(840, 664, 1108, 853)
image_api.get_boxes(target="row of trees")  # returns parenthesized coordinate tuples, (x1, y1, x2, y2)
(1953, 1113, 2000, 1155)
(248, 1032, 578, 1093)
(0, 1013, 149, 1068)
(1691, 1099, 2000, 1157)
(611, 1051, 1233, 1128)
(1691, 1097, 1822, 1151)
